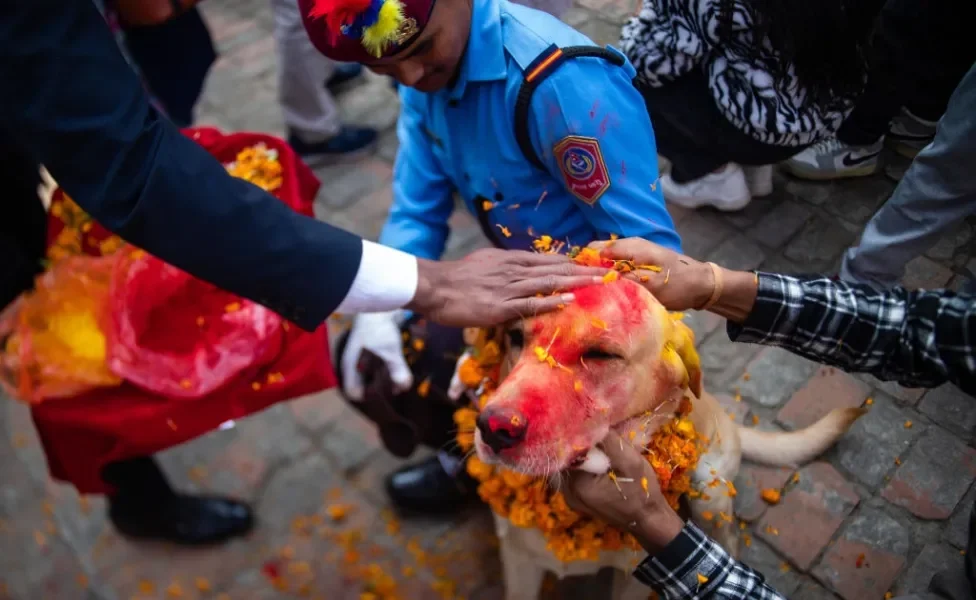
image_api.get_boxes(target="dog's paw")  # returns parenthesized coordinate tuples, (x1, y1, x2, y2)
(576, 447, 610, 474)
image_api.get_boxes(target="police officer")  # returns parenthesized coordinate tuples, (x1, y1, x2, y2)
(300, 0, 681, 513)
(0, 0, 604, 545)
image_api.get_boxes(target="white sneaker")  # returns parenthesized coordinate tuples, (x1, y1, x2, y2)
(782, 137, 882, 180)
(742, 165, 773, 197)
(658, 154, 672, 175)
(886, 108, 938, 159)
(661, 163, 751, 211)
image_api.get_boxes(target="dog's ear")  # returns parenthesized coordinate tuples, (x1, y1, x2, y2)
(664, 314, 703, 399)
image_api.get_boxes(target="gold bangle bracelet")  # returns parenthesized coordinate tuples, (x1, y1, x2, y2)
(698, 262, 724, 311)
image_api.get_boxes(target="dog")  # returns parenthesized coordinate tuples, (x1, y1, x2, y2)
(466, 278, 864, 599)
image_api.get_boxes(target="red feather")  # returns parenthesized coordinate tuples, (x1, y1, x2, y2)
(308, 0, 372, 43)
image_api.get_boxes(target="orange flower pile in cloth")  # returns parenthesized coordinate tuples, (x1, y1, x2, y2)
(46, 143, 283, 265)
(452, 243, 703, 563)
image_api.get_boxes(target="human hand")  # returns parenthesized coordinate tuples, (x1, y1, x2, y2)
(560, 431, 684, 555)
(340, 311, 412, 401)
(587, 238, 714, 312)
(407, 249, 608, 327)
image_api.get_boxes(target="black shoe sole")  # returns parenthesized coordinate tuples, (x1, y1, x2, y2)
(296, 139, 378, 167)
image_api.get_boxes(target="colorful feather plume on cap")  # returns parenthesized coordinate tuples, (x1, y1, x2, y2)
(309, 0, 407, 58)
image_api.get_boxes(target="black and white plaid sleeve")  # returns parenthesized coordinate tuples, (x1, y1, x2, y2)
(727, 273, 976, 395)
(633, 522, 784, 599)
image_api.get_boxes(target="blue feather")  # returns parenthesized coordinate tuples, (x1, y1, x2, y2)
(342, 0, 385, 37)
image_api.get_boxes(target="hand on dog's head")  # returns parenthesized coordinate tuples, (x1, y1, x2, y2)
(473, 278, 701, 476)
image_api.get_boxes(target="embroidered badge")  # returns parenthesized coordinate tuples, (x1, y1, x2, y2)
(554, 136, 610, 205)
(393, 17, 419, 45)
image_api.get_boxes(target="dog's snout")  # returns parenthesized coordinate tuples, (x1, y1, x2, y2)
(477, 406, 528, 453)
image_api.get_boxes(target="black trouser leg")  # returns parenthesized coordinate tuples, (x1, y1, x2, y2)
(837, 0, 976, 145)
(0, 134, 46, 310)
(337, 318, 477, 513)
(902, 50, 976, 122)
(122, 6, 217, 127)
(639, 71, 811, 183)
(336, 316, 466, 458)
(101, 455, 176, 501)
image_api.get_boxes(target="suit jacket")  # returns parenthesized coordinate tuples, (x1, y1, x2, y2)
(0, 0, 362, 331)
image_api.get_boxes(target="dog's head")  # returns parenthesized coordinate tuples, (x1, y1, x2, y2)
(474, 278, 701, 475)
(475, 280, 701, 475)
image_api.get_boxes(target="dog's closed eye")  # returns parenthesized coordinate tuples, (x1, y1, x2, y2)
(582, 348, 623, 360)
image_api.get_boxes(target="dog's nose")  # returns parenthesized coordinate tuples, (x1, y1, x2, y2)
(477, 406, 528, 453)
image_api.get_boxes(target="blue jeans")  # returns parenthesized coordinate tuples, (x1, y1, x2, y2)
(841, 62, 976, 289)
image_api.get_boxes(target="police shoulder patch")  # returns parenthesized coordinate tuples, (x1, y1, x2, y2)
(553, 135, 611, 205)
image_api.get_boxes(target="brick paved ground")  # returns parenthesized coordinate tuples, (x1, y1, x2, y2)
(2, 0, 975, 599)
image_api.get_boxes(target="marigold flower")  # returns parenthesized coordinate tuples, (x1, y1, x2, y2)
(533, 346, 556, 367)
(327, 504, 351, 522)
(638, 264, 663, 272)
(533, 235, 554, 252)
(571, 247, 606, 267)
(457, 357, 484, 388)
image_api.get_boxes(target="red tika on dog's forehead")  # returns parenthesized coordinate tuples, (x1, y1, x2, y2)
(526, 279, 658, 356)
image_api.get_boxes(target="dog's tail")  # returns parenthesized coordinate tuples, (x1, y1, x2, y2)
(738, 408, 866, 467)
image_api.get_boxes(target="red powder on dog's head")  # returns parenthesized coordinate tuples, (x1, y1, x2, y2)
(570, 280, 646, 316)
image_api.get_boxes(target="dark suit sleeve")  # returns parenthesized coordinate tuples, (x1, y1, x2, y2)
(0, 0, 362, 331)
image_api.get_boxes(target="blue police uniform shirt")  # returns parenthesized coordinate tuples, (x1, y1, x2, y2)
(380, 0, 682, 260)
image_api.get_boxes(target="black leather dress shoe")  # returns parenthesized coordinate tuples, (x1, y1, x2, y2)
(385, 455, 477, 514)
(109, 493, 254, 546)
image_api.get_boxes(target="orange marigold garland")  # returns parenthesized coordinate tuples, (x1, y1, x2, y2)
(453, 319, 702, 563)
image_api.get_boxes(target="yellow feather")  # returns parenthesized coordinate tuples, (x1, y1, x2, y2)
(362, 0, 404, 57)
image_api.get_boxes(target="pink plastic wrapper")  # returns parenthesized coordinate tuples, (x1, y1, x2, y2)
(105, 247, 285, 399)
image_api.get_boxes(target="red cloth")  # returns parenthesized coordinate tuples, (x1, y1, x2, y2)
(31, 126, 338, 494)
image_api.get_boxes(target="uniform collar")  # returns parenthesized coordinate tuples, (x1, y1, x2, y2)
(449, 0, 508, 100)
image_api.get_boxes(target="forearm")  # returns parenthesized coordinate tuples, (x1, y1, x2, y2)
(726, 274, 976, 393)
(0, 0, 427, 329)
(634, 522, 786, 599)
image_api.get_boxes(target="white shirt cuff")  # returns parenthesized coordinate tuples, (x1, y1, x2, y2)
(335, 240, 419, 314)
